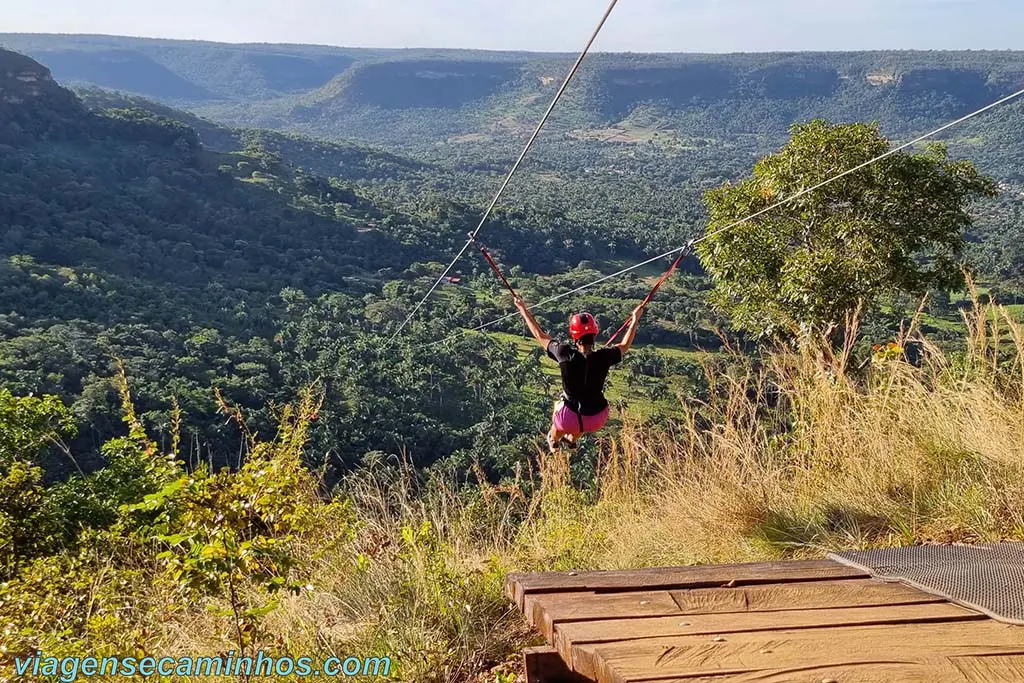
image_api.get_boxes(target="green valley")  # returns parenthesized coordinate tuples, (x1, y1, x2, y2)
(1, 29, 1024, 683)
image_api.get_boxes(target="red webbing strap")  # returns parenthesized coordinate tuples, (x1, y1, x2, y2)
(604, 242, 693, 346)
(471, 235, 518, 297)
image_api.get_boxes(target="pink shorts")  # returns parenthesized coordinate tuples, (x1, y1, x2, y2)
(553, 402, 610, 435)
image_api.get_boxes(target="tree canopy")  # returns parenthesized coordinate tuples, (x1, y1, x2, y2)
(697, 120, 998, 340)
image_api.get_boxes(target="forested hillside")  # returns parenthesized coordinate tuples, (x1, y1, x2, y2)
(3, 43, 1024, 473)
(2, 35, 1022, 151)
(2, 47, 729, 484)
(0, 49, 528, 477)
(5, 35, 1019, 277)
(3, 39, 1023, 476)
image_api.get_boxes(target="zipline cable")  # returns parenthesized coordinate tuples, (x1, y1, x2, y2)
(604, 238, 696, 346)
(471, 233, 520, 297)
(425, 85, 1024, 349)
(386, 0, 621, 345)
(695, 85, 1024, 250)
(425, 246, 690, 348)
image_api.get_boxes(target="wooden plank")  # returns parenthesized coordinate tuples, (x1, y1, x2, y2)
(576, 621, 1024, 683)
(560, 602, 981, 671)
(534, 591, 682, 641)
(507, 560, 867, 608)
(531, 580, 940, 647)
(659, 654, 1024, 683)
(670, 578, 941, 614)
(727, 664, 962, 683)
(950, 654, 1024, 682)
(638, 661, 980, 683)
(532, 580, 931, 630)
(612, 680, 732, 683)
(524, 591, 598, 627)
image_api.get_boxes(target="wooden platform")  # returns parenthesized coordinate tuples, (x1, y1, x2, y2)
(507, 559, 1024, 682)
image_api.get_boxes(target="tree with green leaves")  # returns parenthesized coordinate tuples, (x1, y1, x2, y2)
(0, 389, 76, 575)
(697, 120, 998, 342)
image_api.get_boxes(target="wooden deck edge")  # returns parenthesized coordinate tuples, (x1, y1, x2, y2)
(507, 559, 868, 609)
(506, 572, 523, 602)
(523, 646, 595, 683)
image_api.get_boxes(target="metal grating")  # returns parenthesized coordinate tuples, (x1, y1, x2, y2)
(829, 542, 1024, 625)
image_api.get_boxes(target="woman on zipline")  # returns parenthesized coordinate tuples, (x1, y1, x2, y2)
(513, 293, 645, 451)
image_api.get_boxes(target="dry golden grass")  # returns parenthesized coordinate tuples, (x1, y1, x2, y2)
(151, 296, 1024, 682)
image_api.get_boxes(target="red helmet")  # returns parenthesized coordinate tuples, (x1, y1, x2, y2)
(569, 312, 599, 341)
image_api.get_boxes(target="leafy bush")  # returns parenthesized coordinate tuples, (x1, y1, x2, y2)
(0, 374, 347, 666)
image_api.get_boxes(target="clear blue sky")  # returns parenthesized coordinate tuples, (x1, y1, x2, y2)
(3, 0, 1022, 52)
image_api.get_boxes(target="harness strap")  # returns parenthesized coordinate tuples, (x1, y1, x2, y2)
(469, 233, 519, 297)
(580, 350, 589, 433)
(605, 239, 696, 347)
(563, 395, 586, 433)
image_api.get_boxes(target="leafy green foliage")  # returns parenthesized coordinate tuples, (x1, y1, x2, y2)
(0, 378, 345, 660)
(698, 120, 997, 338)
(0, 389, 76, 464)
(0, 390, 76, 575)
(125, 388, 351, 649)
